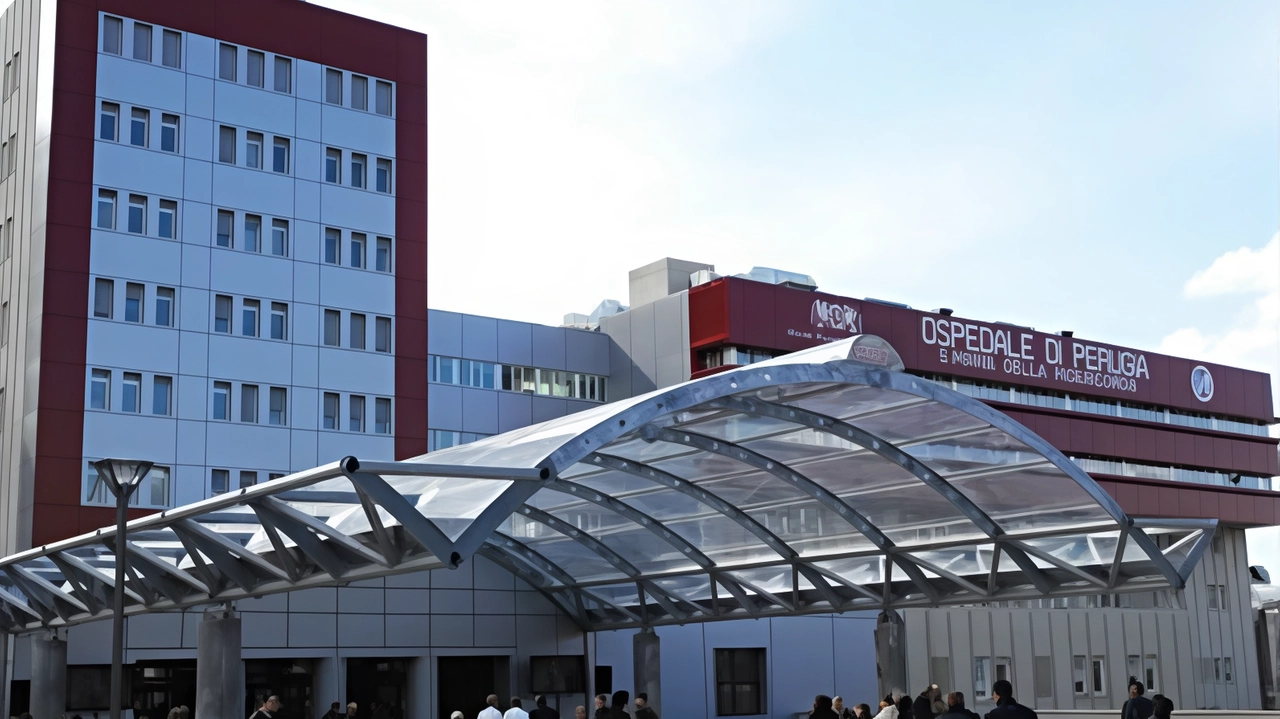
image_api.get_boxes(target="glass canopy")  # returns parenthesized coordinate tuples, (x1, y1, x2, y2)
(0, 336, 1215, 632)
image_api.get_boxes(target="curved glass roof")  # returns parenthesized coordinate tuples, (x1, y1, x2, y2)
(0, 336, 1215, 632)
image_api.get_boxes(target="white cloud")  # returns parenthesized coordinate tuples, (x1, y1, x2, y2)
(1184, 234, 1278, 297)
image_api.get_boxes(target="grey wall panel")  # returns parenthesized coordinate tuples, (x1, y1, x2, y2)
(1104, 614, 1125, 708)
(432, 561, 475, 589)
(1010, 612, 1035, 704)
(386, 569, 430, 589)
(531, 324, 567, 370)
(475, 614, 516, 647)
(607, 334, 633, 400)
(655, 353, 684, 390)
(564, 328, 609, 376)
(290, 587, 338, 613)
(1049, 612, 1071, 706)
(385, 614, 430, 647)
(565, 399, 596, 417)
(461, 313, 499, 362)
(430, 614, 474, 646)
(629, 304, 658, 391)
(288, 613, 337, 647)
(127, 612, 184, 649)
(385, 588, 430, 614)
(906, 608, 930, 694)
(428, 309, 463, 357)
(531, 396, 568, 424)
(338, 587, 384, 614)
(337, 613, 385, 647)
(474, 554, 516, 591)
(460, 387, 499, 434)
(238, 593, 288, 612)
(474, 590, 515, 615)
(653, 624, 706, 715)
(515, 589, 559, 615)
(431, 589, 473, 614)
(496, 320, 533, 366)
(496, 391, 533, 433)
(427, 384, 463, 431)
(242, 612, 288, 648)
(770, 616, 836, 717)
(69, 619, 112, 664)
(951, 610, 973, 706)
(927, 608, 953, 694)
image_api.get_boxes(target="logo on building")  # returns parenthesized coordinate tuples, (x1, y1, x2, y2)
(1191, 365, 1214, 402)
(811, 299, 861, 333)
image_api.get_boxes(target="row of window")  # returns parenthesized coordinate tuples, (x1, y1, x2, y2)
(321, 392, 392, 434)
(428, 355, 609, 403)
(215, 124, 291, 174)
(210, 381, 289, 426)
(321, 308, 394, 353)
(215, 209, 290, 257)
(323, 66, 393, 116)
(212, 295, 291, 341)
(218, 42, 293, 94)
(89, 369, 173, 415)
(84, 460, 171, 508)
(95, 190, 179, 238)
(92, 278, 175, 326)
(321, 145, 393, 193)
(211, 467, 286, 495)
(102, 16, 181, 69)
(698, 345, 779, 371)
(1069, 456, 1274, 492)
(428, 429, 492, 452)
(100, 102, 179, 153)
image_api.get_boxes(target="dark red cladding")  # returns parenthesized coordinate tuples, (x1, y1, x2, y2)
(34, 0, 428, 546)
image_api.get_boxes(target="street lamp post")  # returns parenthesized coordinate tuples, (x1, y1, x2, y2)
(92, 459, 153, 719)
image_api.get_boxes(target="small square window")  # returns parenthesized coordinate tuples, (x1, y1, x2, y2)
(324, 228, 340, 264)
(246, 131, 263, 169)
(122, 372, 141, 413)
(216, 210, 234, 248)
(351, 75, 368, 111)
(160, 114, 179, 153)
(350, 233, 366, 269)
(158, 200, 177, 239)
(714, 648, 765, 716)
(133, 23, 152, 62)
(244, 214, 261, 253)
(325, 148, 341, 183)
(152, 375, 172, 416)
(93, 278, 113, 319)
(375, 80, 392, 116)
(127, 195, 146, 234)
(247, 50, 265, 88)
(124, 282, 144, 323)
(270, 302, 287, 340)
(239, 471, 258, 489)
(375, 397, 391, 434)
(272, 137, 289, 174)
(99, 103, 119, 142)
(130, 108, 149, 147)
(155, 287, 174, 327)
(375, 317, 392, 353)
(162, 30, 181, 68)
(96, 190, 117, 230)
(218, 125, 236, 164)
(212, 381, 231, 420)
(214, 294, 232, 333)
(350, 313, 366, 350)
(103, 16, 123, 55)
(351, 153, 366, 189)
(242, 298, 260, 337)
(211, 469, 229, 495)
(376, 237, 392, 272)
(325, 68, 342, 105)
(376, 159, 392, 193)
(218, 43, 237, 81)
(323, 392, 339, 430)
(240, 383, 259, 423)
(90, 369, 111, 409)
(271, 219, 288, 257)
(274, 56, 291, 93)
(323, 309, 340, 347)
(349, 395, 365, 432)
(270, 387, 287, 425)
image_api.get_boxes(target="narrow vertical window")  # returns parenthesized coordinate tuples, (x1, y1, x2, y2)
(247, 50, 264, 88)
(350, 153, 366, 189)
(155, 287, 174, 327)
(270, 302, 287, 340)
(160, 114, 179, 152)
(271, 219, 288, 257)
(242, 299, 259, 337)
(323, 392, 339, 429)
(211, 469, 229, 495)
(218, 43, 237, 81)
(213, 294, 232, 333)
(5, 133, 14, 175)
(103, 16, 123, 55)
(132, 23, 152, 62)
(272, 137, 289, 173)
(324, 228, 340, 264)
(375, 398, 391, 434)
(4, 63, 10, 100)
(240, 384, 258, 423)
(349, 395, 365, 432)
(350, 313, 366, 350)
(6, 52, 15, 96)
(124, 282, 144, 323)
(152, 376, 172, 415)
(325, 68, 342, 104)
(122, 373, 141, 413)
(158, 200, 177, 239)
(212, 381, 231, 420)
(244, 214, 261, 252)
(162, 30, 181, 68)
(245, 132, 262, 169)
(376, 237, 392, 272)
(3, 219, 10, 261)
(269, 387, 287, 425)
(216, 210, 233, 247)
(130, 108, 149, 147)
(375, 81, 392, 116)
(273, 56, 291, 93)
(90, 369, 111, 409)
(93, 278, 114, 318)
(376, 159, 392, 193)
(350, 233, 366, 269)
(218, 125, 235, 164)
(351, 75, 368, 111)
(324, 148, 340, 183)
(1091, 656, 1106, 695)
(1, 302, 8, 347)
(323, 309, 340, 346)
(127, 195, 146, 234)
(99, 103, 119, 142)
(375, 317, 392, 353)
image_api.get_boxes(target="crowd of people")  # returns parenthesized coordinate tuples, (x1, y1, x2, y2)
(807, 678, 1175, 719)
(450, 689, 656, 719)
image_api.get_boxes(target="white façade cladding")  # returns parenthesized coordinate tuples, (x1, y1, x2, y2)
(86, 13, 399, 507)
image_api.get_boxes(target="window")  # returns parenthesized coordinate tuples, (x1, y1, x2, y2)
(349, 395, 365, 432)
(133, 23, 152, 62)
(375, 317, 392, 353)
(376, 237, 392, 272)
(325, 148, 340, 183)
(429, 430, 493, 451)
(155, 287, 174, 327)
(323, 392, 339, 430)
(214, 294, 232, 333)
(162, 30, 181, 68)
(3, 219, 10, 261)
(350, 233, 366, 268)
(1144, 655, 1157, 693)
(218, 125, 235, 164)
(103, 16, 123, 55)
(973, 657, 991, 699)
(270, 387, 287, 425)
(7, 53, 15, 96)
(235, 471, 257, 489)
(272, 137, 289, 173)
(375, 397, 391, 434)
(152, 375, 172, 416)
(271, 219, 288, 257)
(124, 282, 144, 323)
(218, 43, 237, 81)
(1073, 656, 1086, 695)
(160, 114, 179, 152)
(246, 131, 262, 169)
(122, 373, 141, 413)
(1225, 656, 1234, 684)
(93, 278, 114, 318)
(212, 381, 231, 420)
(90, 369, 110, 409)
(240, 384, 258, 423)
(247, 50, 264, 88)
(324, 228, 340, 264)
(158, 200, 177, 239)
(1208, 584, 1227, 610)
(96, 190, 116, 229)
(1091, 656, 1106, 696)
(244, 214, 261, 252)
(146, 466, 171, 508)
(323, 309, 340, 346)
(127, 195, 146, 234)
(211, 469, 229, 495)
(130, 108, 148, 147)
(1214, 657, 1222, 682)
(6, 133, 14, 175)
(269, 473, 285, 482)
(242, 299, 259, 337)
(375, 80, 392, 115)
(714, 648, 765, 716)
(376, 159, 392, 193)
(351, 153, 366, 189)
(1034, 656, 1053, 699)
(2, 302, 9, 349)
(270, 302, 287, 340)
(273, 56, 291, 93)
(995, 657, 1013, 687)
(216, 210, 233, 247)
(325, 68, 342, 104)
(350, 313, 366, 350)
(99, 102, 119, 141)
(2, 62, 8, 100)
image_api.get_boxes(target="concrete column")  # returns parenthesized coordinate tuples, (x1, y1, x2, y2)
(875, 609, 907, 702)
(29, 632, 66, 719)
(196, 608, 241, 719)
(632, 628, 660, 716)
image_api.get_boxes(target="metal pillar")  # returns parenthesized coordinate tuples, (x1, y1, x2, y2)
(875, 609, 907, 702)
(632, 628, 661, 716)
(30, 632, 66, 719)
(196, 607, 241, 719)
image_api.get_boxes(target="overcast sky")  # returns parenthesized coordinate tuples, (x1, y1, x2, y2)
(316, 1, 1280, 570)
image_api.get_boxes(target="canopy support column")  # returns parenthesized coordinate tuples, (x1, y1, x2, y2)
(633, 627, 661, 716)
(196, 607, 242, 719)
(30, 631, 66, 719)
(875, 609, 907, 702)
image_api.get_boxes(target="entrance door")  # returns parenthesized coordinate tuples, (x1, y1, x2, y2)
(131, 660, 197, 718)
(437, 656, 510, 719)
(246, 659, 314, 719)
(347, 658, 411, 719)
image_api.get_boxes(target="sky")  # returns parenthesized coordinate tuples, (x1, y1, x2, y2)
(314, 1, 1280, 571)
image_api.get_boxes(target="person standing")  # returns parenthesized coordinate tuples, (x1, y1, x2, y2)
(938, 692, 978, 719)
(529, 695, 559, 719)
(832, 696, 855, 719)
(593, 694, 610, 719)
(250, 696, 282, 719)
(609, 692, 630, 718)
(575, 707, 588, 719)
(913, 685, 941, 719)
(855, 704, 875, 719)
(1120, 682, 1153, 719)
(983, 680, 1036, 719)
(872, 697, 899, 719)
(345, 703, 358, 718)
(1150, 695, 1173, 719)
(633, 694, 657, 719)
(322, 703, 342, 719)
(503, 697, 529, 719)
(479, 695, 503, 719)
(810, 695, 839, 718)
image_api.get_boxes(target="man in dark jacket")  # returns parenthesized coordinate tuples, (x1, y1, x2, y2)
(938, 692, 979, 719)
(321, 702, 343, 719)
(983, 680, 1036, 719)
(529, 695, 560, 719)
(633, 694, 658, 719)
(1120, 682, 1153, 719)
(913, 685, 941, 719)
